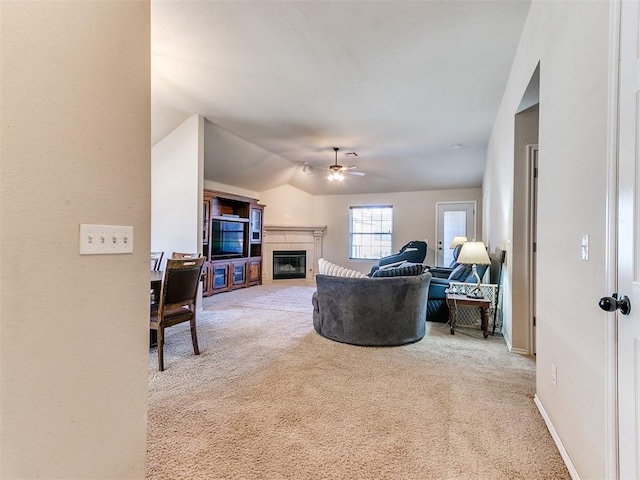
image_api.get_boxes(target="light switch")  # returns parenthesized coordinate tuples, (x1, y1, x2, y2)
(79, 224, 134, 255)
(581, 234, 589, 261)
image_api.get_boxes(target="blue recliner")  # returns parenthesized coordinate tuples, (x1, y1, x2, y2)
(426, 263, 490, 322)
(427, 243, 463, 278)
(369, 241, 427, 276)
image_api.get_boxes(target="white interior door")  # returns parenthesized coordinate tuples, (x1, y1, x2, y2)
(436, 202, 476, 266)
(616, 1, 640, 477)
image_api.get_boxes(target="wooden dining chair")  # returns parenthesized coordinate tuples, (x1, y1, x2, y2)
(171, 252, 201, 259)
(150, 257, 205, 371)
(151, 251, 164, 271)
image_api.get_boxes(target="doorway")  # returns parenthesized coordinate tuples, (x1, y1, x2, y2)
(510, 64, 539, 355)
(435, 201, 476, 267)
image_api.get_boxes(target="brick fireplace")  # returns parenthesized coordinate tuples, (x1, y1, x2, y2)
(263, 225, 327, 282)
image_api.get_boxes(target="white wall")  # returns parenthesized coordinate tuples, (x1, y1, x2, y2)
(152, 114, 204, 264)
(261, 185, 482, 274)
(0, 1, 149, 477)
(317, 189, 483, 273)
(203, 119, 296, 193)
(260, 184, 315, 226)
(484, 0, 613, 476)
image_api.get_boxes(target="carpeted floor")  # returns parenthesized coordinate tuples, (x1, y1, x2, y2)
(147, 280, 570, 479)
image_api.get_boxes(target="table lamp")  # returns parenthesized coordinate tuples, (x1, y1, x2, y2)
(449, 236, 467, 248)
(456, 241, 490, 298)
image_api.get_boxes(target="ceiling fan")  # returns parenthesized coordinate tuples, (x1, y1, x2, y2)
(302, 147, 366, 181)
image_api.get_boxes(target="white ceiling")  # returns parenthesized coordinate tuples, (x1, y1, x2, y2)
(151, 0, 531, 195)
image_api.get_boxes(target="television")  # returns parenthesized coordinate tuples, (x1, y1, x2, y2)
(211, 220, 244, 258)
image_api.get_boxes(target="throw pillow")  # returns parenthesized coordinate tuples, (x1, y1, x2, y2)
(371, 262, 425, 277)
(377, 260, 407, 270)
(318, 258, 367, 278)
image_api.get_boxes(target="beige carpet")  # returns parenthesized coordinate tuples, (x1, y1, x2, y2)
(147, 280, 570, 479)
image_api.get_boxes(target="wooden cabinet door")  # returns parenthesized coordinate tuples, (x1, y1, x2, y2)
(248, 259, 262, 285)
(250, 206, 263, 243)
(203, 199, 211, 245)
(231, 260, 247, 288)
(202, 263, 211, 296)
(211, 261, 230, 293)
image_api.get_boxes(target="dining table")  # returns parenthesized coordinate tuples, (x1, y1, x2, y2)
(150, 270, 163, 347)
(151, 270, 162, 304)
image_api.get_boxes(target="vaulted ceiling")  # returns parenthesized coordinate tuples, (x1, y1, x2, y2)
(152, 0, 531, 195)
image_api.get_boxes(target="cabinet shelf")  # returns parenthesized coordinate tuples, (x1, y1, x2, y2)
(212, 253, 243, 260)
(210, 215, 250, 223)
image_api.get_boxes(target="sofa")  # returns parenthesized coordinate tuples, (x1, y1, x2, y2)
(312, 271, 432, 346)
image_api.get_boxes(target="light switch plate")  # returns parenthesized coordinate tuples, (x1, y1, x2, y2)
(581, 234, 589, 261)
(79, 224, 134, 255)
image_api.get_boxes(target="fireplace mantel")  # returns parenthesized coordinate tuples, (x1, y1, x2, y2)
(264, 225, 327, 234)
(263, 225, 327, 282)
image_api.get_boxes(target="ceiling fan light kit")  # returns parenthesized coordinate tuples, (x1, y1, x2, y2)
(328, 170, 344, 182)
(300, 147, 365, 181)
(326, 147, 362, 182)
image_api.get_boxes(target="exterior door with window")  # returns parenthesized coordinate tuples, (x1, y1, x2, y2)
(436, 202, 476, 266)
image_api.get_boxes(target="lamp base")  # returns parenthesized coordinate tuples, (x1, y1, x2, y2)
(466, 287, 484, 299)
(466, 264, 483, 299)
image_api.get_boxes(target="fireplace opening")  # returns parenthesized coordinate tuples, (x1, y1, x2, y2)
(273, 250, 306, 280)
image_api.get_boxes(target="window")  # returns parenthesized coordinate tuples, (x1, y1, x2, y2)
(349, 206, 393, 260)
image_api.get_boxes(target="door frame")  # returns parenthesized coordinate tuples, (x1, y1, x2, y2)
(604, 0, 621, 477)
(527, 144, 539, 356)
(434, 200, 477, 267)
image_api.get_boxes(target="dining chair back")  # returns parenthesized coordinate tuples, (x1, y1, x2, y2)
(150, 257, 205, 371)
(151, 251, 164, 271)
(171, 252, 201, 259)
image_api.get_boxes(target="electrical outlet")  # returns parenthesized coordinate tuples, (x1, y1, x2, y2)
(551, 364, 557, 387)
(79, 224, 134, 255)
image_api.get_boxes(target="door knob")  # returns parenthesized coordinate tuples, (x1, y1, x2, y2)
(599, 293, 631, 315)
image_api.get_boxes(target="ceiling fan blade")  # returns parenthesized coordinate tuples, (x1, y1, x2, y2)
(346, 170, 366, 177)
(301, 163, 326, 175)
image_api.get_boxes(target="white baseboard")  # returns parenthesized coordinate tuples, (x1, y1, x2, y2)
(504, 333, 513, 351)
(534, 394, 580, 480)
(510, 346, 529, 355)
(503, 334, 530, 355)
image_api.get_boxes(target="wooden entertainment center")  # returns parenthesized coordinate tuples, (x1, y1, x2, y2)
(202, 189, 264, 296)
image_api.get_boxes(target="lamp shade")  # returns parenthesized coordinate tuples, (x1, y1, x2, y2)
(449, 236, 468, 248)
(457, 241, 490, 265)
